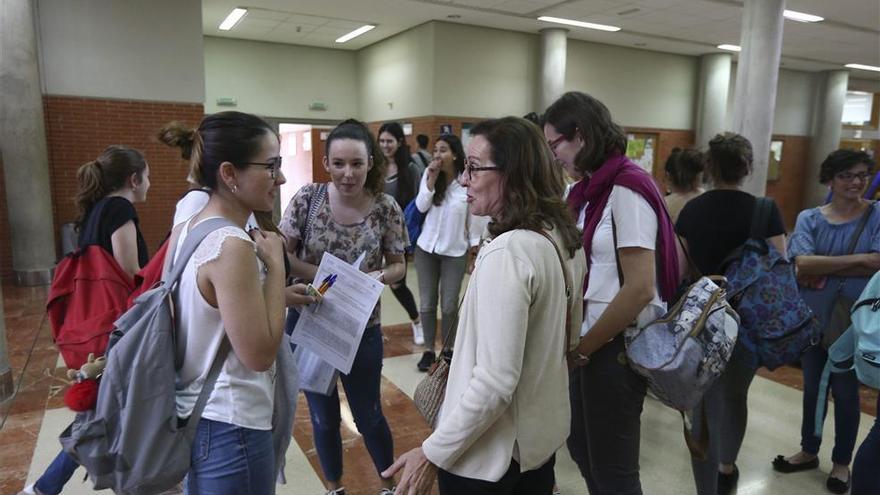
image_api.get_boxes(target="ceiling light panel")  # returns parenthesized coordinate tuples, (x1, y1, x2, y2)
(783, 10, 824, 23)
(846, 63, 880, 72)
(219, 8, 248, 31)
(335, 25, 376, 43)
(537, 16, 621, 32)
(717, 44, 741, 52)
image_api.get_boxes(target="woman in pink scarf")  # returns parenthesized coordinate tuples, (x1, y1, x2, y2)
(544, 91, 679, 495)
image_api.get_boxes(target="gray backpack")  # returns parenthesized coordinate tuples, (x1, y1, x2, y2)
(60, 218, 298, 494)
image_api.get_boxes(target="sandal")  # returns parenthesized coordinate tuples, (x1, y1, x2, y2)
(771, 455, 819, 473)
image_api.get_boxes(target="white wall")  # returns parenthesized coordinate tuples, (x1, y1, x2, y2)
(357, 23, 435, 122)
(565, 43, 699, 130)
(431, 22, 538, 118)
(724, 65, 816, 136)
(37, 0, 204, 103)
(204, 37, 357, 118)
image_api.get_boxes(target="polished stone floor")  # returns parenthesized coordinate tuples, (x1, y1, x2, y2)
(1, 267, 876, 495)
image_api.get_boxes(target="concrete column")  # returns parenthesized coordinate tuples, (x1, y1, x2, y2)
(804, 70, 849, 207)
(731, 0, 786, 196)
(0, 0, 57, 285)
(695, 53, 732, 149)
(538, 28, 568, 112)
(0, 280, 10, 402)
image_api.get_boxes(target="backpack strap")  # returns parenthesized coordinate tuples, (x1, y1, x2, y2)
(164, 217, 240, 287)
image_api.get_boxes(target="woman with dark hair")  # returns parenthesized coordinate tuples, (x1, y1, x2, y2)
(280, 119, 407, 495)
(663, 148, 705, 222)
(20, 146, 151, 495)
(543, 91, 679, 495)
(379, 122, 425, 345)
(384, 116, 586, 494)
(413, 133, 487, 372)
(160, 111, 309, 494)
(774, 149, 880, 494)
(676, 132, 786, 495)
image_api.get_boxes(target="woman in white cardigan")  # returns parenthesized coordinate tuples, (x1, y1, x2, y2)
(384, 117, 587, 494)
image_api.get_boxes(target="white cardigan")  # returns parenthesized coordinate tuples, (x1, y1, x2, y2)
(421, 228, 587, 481)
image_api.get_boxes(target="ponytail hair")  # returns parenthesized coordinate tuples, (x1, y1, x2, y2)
(325, 119, 387, 196)
(75, 145, 147, 226)
(159, 111, 275, 190)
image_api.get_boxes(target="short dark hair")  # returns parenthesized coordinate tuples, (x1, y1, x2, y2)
(543, 91, 627, 174)
(416, 134, 429, 149)
(664, 148, 705, 191)
(706, 132, 752, 185)
(819, 149, 876, 183)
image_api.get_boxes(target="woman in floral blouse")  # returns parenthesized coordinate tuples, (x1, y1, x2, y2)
(280, 119, 408, 495)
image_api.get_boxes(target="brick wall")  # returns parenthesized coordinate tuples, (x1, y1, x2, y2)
(0, 96, 203, 279)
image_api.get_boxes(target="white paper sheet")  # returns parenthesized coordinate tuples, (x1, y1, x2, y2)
(291, 252, 384, 374)
(293, 345, 339, 396)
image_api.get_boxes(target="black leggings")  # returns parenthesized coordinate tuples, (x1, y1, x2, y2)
(390, 265, 419, 321)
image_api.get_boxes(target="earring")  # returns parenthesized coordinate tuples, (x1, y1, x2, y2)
(232, 184, 239, 194)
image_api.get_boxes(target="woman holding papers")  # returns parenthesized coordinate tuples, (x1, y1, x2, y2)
(280, 119, 408, 495)
(384, 117, 587, 494)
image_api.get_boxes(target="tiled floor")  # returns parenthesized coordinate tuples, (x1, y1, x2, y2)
(1, 267, 877, 495)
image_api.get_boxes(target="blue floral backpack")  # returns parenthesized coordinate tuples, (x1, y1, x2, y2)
(721, 197, 820, 370)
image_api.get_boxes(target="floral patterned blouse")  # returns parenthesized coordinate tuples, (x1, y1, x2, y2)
(280, 183, 409, 327)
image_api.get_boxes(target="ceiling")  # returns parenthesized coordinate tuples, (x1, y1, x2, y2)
(202, 0, 880, 76)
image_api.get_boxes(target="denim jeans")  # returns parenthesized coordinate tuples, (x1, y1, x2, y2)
(571, 336, 646, 495)
(852, 395, 880, 495)
(185, 418, 275, 495)
(800, 343, 861, 464)
(34, 450, 80, 495)
(689, 341, 757, 495)
(304, 324, 394, 482)
(438, 456, 556, 495)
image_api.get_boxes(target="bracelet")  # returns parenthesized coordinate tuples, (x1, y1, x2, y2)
(569, 350, 591, 365)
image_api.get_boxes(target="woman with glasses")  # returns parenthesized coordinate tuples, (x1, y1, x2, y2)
(280, 119, 407, 495)
(413, 133, 487, 372)
(384, 116, 586, 494)
(774, 149, 880, 495)
(543, 92, 680, 495)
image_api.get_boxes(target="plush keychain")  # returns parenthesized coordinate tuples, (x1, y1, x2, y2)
(63, 353, 106, 412)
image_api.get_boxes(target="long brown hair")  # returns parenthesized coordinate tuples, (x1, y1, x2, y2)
(75, 145, 147, 226)
(543, 91, 627, 175)
(432, 134, 466, 206)
(470, 117, 582, 256)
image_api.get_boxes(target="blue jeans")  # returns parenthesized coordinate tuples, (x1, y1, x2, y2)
(800, 343, 861, 464)
(304, 324, 394, 482)
(34, 450, 79, 495)
(185, 418, 275, 495)
(852, 395, 880, 495)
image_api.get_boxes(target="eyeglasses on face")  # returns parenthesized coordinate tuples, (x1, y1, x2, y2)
(464, 163, 500, 181)
(245, 156, 283, 179)
(835, 171, 872, 182)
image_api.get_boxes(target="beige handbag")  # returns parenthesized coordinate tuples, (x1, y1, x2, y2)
(413, 231, 573, 428)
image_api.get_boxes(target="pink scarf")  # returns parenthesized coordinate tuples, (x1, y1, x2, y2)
(567, 153, 679, 302)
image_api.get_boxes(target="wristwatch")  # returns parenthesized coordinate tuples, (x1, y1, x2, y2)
(569, 350, 591, 366)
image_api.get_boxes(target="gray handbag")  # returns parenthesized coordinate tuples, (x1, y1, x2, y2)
(624, 276, 740, 411)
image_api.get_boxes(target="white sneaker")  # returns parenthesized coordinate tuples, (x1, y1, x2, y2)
(17, 485, 39, 495)
(325, 488, 346, 495)
(411, 320, 425, 345)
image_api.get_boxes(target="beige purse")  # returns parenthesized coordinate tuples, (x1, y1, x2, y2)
(413, 231, 573, 428)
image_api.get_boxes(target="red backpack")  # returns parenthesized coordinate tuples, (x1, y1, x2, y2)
(47, 246, 136, 369)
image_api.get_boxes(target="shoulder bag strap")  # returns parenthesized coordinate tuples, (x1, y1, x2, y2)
(535, 230, 574, 358)
(846, 201, 875, 256)
(298, 184, 327, 259)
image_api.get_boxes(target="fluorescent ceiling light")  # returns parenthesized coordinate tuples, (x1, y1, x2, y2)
(783, 10, 824, 23)
(335, 25, 375, 43)
(846, 63, 880, 72)
(537, 16, 621, 32)
(219, 8, 247, 31)
(717, 44, 741, 52)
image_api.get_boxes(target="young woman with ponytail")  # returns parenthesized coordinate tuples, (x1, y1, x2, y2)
(20, 146, 150, 495)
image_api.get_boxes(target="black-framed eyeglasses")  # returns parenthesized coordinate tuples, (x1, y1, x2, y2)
(464, 164, 500, 181)
(835, 171, 872, 182)
(245, 156, 283, 179)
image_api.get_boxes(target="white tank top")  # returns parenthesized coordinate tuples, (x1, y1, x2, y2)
(173, 217, 275, 430)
